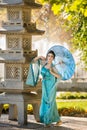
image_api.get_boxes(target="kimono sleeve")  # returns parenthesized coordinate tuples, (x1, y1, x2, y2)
(26, 59, 40, 86)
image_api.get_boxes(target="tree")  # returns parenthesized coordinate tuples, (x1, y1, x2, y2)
(37, 0, 87, 68)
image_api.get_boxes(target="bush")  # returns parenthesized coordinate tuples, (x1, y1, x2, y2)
(2, 104, 33, 114)
(58, 107, 87, 117)
(27, 104, 33, 114)
(56, 92, 87, 99)
(2, 104, 9, 113)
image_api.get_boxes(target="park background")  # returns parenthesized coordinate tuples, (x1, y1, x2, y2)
(0, 0, 87, 118)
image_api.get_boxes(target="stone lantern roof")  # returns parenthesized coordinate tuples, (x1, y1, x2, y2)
(0, 0, 42, 9)
(0, 50, 37, 63)
(0, 28, 44, 35)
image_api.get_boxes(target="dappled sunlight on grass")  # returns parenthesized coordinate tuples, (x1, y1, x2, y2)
(57, 100, 87, 110)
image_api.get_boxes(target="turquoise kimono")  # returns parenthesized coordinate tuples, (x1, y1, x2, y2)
(26, 60, 61, 125)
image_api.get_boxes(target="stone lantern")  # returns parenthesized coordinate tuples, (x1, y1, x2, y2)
(0, 0, 44, 125)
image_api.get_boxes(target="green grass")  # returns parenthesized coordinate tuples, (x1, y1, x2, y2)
(56, 100, 87, 116)
(56, 100, 87, 111)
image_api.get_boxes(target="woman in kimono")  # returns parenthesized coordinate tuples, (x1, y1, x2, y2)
(31, 50, 62, 126)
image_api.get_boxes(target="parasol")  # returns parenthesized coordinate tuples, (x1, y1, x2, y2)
(48, 45, 75, 80)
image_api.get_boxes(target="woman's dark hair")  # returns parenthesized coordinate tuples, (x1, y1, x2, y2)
(47, 50, 55, 59)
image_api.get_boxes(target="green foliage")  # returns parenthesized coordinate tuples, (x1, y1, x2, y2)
(38, 0, 87, 67)
(3, 101, 87, 117)
(3, 104, 33, 114)
(56, 92, 87, 99)
(27, 104, 33, 114)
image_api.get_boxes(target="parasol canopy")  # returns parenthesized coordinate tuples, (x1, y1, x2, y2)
(48, 45, 75, 80)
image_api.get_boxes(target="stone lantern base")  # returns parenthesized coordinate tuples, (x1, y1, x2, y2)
(0, 92, 41, 125)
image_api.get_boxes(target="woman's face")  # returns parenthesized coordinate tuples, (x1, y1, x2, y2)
(47, 53, 54, 63)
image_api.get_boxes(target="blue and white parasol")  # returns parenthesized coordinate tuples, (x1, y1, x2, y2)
(48, 45, 75, 80)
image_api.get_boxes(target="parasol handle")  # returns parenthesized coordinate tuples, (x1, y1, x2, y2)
(54, 61, 64, 66)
